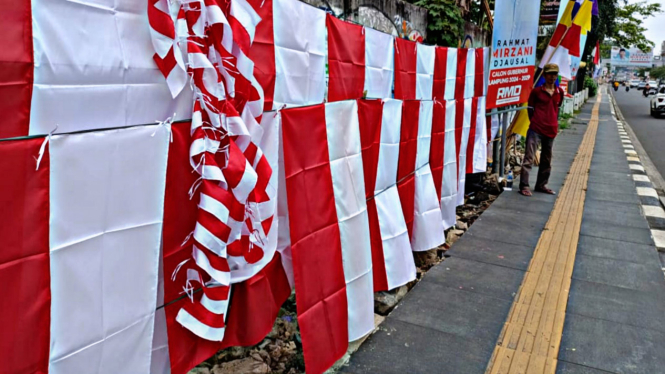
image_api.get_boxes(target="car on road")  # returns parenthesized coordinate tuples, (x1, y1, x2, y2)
(650, 86, 665, 117)
(630, 80, 640, 88)
(638, 81, 647, 90)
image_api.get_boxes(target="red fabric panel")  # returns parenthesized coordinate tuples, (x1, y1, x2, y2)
(561, 24, 582, 57)
(0, 138, 50, 373)
(474, 48, 485, 97)
(397, 100, 420, 238)
(248, 0, 275, 111)
(455, 99, 464, 182)
(394, 38, 417, 100)
(281, 105, 348, 374)
(455, 48, 468, 102)
(357, 99, 389, 292)
(432, 47, 448, 100)
(486, 112, 492, 142)
(0, 0, 33, 139)
(327, 15, 365, 102)
(466, 97, 479, 174)
(430, 101, 446, 201)
(163, 122, 291, 374)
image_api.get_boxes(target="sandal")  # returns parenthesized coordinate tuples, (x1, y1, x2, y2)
(535, 187, 556, 195)
(519, 188, 532, 197)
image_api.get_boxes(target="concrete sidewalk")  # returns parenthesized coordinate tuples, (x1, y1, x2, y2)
(343, 88, 665, 374)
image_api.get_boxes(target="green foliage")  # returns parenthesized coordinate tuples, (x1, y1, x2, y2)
(467, 0, 494, 32)
(610, 0, 662, 52)
(415, 0, 465, 47)
(650, 66, 665, 80)
(584, 76, 598, 97)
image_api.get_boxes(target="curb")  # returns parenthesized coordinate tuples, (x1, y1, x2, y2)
(608, 89, 665, 253)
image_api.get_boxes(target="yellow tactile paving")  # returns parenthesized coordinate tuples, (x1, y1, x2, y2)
(485, 91, 603, 374)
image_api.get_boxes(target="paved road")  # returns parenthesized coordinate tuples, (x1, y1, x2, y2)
(613, 87, 665, 181)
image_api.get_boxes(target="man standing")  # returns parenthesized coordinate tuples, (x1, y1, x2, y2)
(519, 63, 564, 196)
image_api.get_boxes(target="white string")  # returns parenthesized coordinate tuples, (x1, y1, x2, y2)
(35, 125, 58, 171)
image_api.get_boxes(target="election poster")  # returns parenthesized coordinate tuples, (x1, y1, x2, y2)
(487, 0, 541, 109)
(611, 47, 653, 67)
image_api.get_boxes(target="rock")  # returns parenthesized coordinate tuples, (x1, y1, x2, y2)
(188, 368, 211, 374)
(414, 249, 438, 268)
(455, 221, 468, 231)
(212, 357, 270, 374)
(446, 229, 464, 245)
(374, 285, 408, 315)
(484, 174, 502, 195)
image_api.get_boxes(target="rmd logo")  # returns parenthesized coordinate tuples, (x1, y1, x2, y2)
(497, 85, 522, 99)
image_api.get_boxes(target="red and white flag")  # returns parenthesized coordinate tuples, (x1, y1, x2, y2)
(0, 125, 170, 374)
(394, 38, 437, 101)
(415, 44, 436, 100)
(466, 96, 488, 174)
(358, 99, 417, 291)
(0, 0, 192, 140)
(433, 47, 459, 101)
(281, 100, 375, 374)
(455, 98, 473, 205)
(430, 100, 458, 229)
(326, 16, 397, 102)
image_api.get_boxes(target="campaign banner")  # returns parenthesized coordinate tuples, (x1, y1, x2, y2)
(487, 0, 540, 109)
(611, 47, 653, 67)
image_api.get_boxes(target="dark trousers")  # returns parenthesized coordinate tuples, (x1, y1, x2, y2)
(520, 129, 554, 190)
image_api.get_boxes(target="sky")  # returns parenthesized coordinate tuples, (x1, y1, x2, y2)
(627, 0, 665, 54)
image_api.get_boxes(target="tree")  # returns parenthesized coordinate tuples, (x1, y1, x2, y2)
(414, 0, 466, 47)
(650, 66, 665, 80)
(608, 0, 662, 52)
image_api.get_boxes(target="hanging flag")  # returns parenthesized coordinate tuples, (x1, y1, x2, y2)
(433, 47, 458, 101)
(281, 100, 374, 374)
(416, 44, 436, 100)
(455, 98, 473, 205)
(593, 40, 600, 65)
(394, 38, 418, 100)
(540, 0, 593, 79)
(412, 101, 446, 251)
(357, 99, 416, 291)
(365, 28, 396, 99)
(466, 96, 489, 174)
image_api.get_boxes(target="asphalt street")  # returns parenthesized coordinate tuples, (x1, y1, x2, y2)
(613, 87, 665, 181)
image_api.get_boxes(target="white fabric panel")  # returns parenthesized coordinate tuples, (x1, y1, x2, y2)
(472, 97, 488, 173)
(412, 101, 445, 251)
(324, 101, 374, 342)
(375, 99, 415, 289)
(457, 98, 472, 206)
(30, 0, 193, 135)
(49, 125, 169, 374)
(540, 45, 573, 80)
(364, 29, 395, 99)
(228, 113, 281, 283)
(415, 44, 435, 100)
(273, 0, 326, 108)
(483, 47, 491, 96)
(150, 246, 170, 374)
(464, 48, 476, 99)
(444, 48, 458, 101)
(441, 101, 457, 229)
(275, 112, 295, 287)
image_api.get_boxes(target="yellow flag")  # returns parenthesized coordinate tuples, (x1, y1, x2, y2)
(512, 103, 530, 137)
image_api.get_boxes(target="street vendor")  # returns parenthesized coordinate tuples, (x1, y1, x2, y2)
(519, 63, 564, 197)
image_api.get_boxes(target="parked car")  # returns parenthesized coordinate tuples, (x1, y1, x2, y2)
(650, 86, 665, 117)
(638, 81, 647, 90)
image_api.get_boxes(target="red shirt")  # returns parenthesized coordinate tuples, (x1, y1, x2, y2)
(528, 86, 564, 138)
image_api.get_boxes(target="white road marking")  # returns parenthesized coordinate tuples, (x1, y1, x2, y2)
(637, 187, 658, 197)
(625, 150, 638, 155)
(627, 156, 640, 162)
(630, 164, 646, 172)
(643, 205, 665, 219)
(651, 230, 665, 248)
(633, 174, 650, 182)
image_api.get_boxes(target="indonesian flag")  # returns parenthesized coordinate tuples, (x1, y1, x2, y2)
(0, 0, 192, 140)
(281, 100, 375, 374)
(433, 47, 459, 101)
(455, 98, 473, 205)
(466, 96, 488, 174)
(326, 15, 397, 101)
(432, 100, 459, 229)
(397, 101, 446, 251)
(394, 39, 437, 100)
(358, 99, 417, 291)
(0, 125, 169, 374)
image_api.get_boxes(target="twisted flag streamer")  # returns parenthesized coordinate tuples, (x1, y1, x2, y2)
(148, 0, 275, 341)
